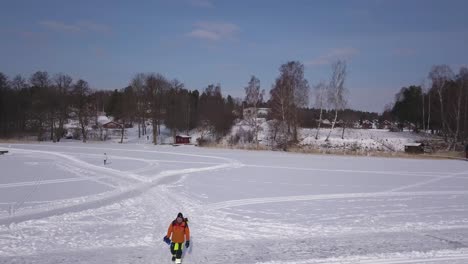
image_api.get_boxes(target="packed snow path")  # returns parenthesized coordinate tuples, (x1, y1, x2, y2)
(1, 142, 468, 263)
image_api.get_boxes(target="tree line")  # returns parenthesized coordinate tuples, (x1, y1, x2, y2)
(390, 65, 468, 149)
(2, 59, 383, 149)
(0, 71, 237, 143)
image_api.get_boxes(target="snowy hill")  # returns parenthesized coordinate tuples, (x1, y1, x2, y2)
(228, 119, 433, 153)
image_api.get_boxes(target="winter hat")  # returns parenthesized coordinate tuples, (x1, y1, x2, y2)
(177, 212, 183, 218)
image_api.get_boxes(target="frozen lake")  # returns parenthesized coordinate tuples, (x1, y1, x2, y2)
(1, 142, 468, 263)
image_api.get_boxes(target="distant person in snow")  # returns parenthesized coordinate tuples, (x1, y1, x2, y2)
(104, 153, 108, 165)
(465, 144, 468, 159)
(163, 212, 190, 263)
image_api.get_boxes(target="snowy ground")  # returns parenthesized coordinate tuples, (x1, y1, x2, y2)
(300, 128, 432, 152)
(1, 142, 468, 263)
(230, 120, 432, 152)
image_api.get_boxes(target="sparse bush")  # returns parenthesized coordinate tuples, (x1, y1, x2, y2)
(228, 134, 240, 146)
(196, 137, 210, 146)
(235, 127, 254, 144)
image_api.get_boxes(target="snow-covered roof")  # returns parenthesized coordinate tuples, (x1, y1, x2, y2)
(176, 135, 191, 138)
(404, 143, 422, 147)
(97, 116, 111, 125)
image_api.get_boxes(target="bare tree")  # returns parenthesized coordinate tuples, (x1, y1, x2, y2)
(0, 73, 8, 136)
(244, 75, 264, 148)
(54, 73, 73, 142)
(313, 81, 328, 139)
(11, 75, 28, 90)
(269, 61, 309, 147)
(145, 73, 169, 144)
(198, 84, 234, 140)
(164, 79, 188, 141)
(456, 67, 468, 146)
(340, 110, 359, 139)
(72, 79, 92, 142)
(10, 75, 28, 132)
(30, 71, 51, 89)
(130, 73, 147, 138)
(421, 80, 426, 132)
(116, 86, 137, 143)
(428, 64, 454, 141)
(29, 71, 52, 140)
(427, 88, 431, 132)
(267, 119, 289, 150)
(326, 60, 347, 141)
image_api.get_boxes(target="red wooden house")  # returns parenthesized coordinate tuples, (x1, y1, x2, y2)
(175, 135, 191, 144)
(102, 121, 122, 129)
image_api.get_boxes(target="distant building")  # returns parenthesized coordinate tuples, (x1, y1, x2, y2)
(378, 120, 392, 129)
(102, 121, 123, 129)
(361, 120, 373, 129)
(257, 108, 270, 117)
(243, 107, 270, 119)
(352, 121, 361, 128)
(335, 119, 344, 128)
(404, 143, 424, 154)
(318, 119, 332, 128)
(175, 135, 191, 144)
(97, 115, 111, 126)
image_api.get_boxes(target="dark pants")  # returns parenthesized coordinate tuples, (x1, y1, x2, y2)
(170, 242, 183, 261)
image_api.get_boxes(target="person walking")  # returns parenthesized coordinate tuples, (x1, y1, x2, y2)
(163, 212, 190, 263)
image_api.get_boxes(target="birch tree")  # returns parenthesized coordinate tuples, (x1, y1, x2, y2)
(456, 67, 468, 146)
(326, 60, 347, 141)
(313, 81, 328, 139)
(269, 61, 309, 148)
(244, 75, 264, 148)
(428, 64, 454, 141)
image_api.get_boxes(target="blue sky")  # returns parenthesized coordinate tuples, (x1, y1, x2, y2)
(1, 0, 467, 112)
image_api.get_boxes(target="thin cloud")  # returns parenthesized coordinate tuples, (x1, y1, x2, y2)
(306, 48, 359, 66)
(188, 29, 220, 41)
(78, 21, 111, 33)
(39, 20, 81, 33)
(39, 20, 111, 34)
(188, 0, 214, 8)
(187, 22, 240, 41)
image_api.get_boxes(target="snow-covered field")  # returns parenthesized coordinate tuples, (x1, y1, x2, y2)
(230, 120, 432, 152)
(1, 142, 468, 263)
(300, 128, 432, 152)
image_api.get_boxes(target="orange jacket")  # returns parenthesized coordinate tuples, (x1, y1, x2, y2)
(166, 220, 190, 243)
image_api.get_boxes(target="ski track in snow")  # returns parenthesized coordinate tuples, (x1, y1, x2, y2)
(386, 169, 468, 192)
(244, 164, 446, 178)
(203, 162, 468, 211)
(0, 145, 243, 226)
(205, 190, 468, 211)
(0, 177, 109, 189)
(257, 250, 468, 264)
